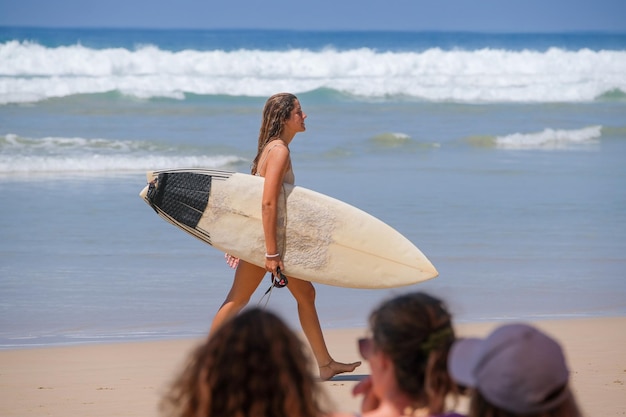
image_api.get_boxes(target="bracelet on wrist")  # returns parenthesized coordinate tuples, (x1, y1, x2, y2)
(265, 253, 280, 258)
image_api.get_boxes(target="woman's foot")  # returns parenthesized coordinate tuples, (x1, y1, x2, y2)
(319, 359, 361, 381)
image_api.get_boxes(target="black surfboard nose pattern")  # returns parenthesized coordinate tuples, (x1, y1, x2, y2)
(146, 172, 212, 228)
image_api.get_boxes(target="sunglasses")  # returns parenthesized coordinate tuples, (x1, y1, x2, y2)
(358, 337, 374, 360)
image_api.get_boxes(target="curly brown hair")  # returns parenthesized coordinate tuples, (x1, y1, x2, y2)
(369, 291, 460, 414)
(251, 92, 297, 175)
(160, 308, 327, 417)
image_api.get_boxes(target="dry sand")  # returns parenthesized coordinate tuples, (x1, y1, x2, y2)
(1, 317, 624, 416)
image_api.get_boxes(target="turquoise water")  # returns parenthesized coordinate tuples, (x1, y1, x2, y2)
(1, 28, 625, 348)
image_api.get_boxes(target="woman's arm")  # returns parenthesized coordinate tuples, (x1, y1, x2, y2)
(261, 142, 290, 273)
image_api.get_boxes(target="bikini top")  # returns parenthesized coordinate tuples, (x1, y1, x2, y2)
(255, 142, 295, 184)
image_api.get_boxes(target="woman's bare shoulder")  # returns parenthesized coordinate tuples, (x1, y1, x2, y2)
(266, 139, 290, 153)
(263, 140, 290, 163)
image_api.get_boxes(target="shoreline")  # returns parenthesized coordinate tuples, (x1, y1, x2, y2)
(3, 309, 625, 352)
(0, 316, 624, 416)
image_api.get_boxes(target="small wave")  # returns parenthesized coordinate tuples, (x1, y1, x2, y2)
(1, 133, 161, 152)
(0, 155, 243, 176)
(370, 132, 412, 146)
(599, 126, 626, 138)
(596, 88, 626, 102)
(465, 135, 497, 147)
(368, 132, 442, 151)
(495, 126, 602, 150)
(0, 133, 246, 176)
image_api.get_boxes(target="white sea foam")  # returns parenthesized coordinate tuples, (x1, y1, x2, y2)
(495, 125, 602, 150)
(0, 133, 243, 175)
(1, 41, 625, 104)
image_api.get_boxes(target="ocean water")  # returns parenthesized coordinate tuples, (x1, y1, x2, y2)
(1, 28, 625, 349)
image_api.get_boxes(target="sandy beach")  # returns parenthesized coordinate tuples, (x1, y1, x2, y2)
(1, 316, 624, 417)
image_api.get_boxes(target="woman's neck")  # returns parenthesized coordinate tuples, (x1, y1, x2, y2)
(279, 130, 296, 144)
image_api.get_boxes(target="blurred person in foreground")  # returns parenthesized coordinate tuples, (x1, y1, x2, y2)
(448, 323, 583, 417)
(332, 291, 465, 417)
(161, 307, 331, 417)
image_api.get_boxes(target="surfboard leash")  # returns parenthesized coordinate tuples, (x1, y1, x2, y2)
(258, 267, 289, 308)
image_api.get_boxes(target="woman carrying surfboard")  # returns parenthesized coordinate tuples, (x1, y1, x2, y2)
(211, 92, 361, 381)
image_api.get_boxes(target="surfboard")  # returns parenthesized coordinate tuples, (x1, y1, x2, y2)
(139, 168, 438, 289)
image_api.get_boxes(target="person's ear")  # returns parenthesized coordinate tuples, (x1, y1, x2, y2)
(378, 351, 393, 372)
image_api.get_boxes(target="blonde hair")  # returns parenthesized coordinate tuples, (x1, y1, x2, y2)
(251, 93, 297, 175)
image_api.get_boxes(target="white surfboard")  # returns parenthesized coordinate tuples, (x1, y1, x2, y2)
(139, 168, 438, 289)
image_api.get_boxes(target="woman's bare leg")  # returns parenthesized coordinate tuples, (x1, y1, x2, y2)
(209, 260, 265, 335)
(287, 277, 361, 380)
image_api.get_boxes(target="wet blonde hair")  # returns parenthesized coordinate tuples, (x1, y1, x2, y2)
(251, 93, 297, 175)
